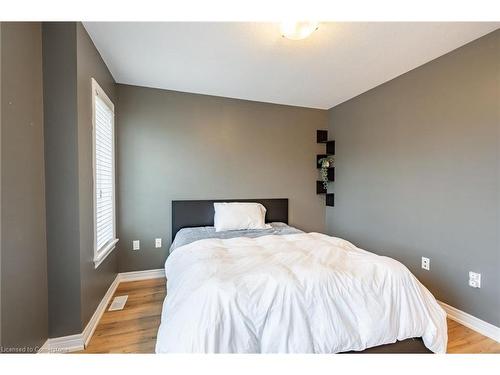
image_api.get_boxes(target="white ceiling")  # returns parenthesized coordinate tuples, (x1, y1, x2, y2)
(83, 22, 498, 109)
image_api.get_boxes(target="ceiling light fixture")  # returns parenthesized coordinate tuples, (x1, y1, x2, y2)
(280, 21, 319, 40)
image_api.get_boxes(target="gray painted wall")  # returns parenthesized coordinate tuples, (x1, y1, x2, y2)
(0, 21, 3, 348)
(116, 85, 328, 271)
(327, 29, 500, 326)
(42, 22, 82, 337)
(76, 23, 118, 328)
(1, 22, 48, 352)
(43, 22, 118, 337)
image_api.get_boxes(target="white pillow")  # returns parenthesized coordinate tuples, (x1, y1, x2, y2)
(213, 202, 268, 232)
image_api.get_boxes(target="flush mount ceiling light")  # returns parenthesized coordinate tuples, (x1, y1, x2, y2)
(280, 21, 319, 40)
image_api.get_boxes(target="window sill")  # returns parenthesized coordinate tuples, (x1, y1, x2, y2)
(94, 238, 119, 269)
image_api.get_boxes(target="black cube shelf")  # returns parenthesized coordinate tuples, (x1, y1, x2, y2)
(327, 167, 335, 182)
(316, 130, 335, 207)
(317, 130, 328, 143)
(326, 193, 335, 207)
(326, 140, 335, 155)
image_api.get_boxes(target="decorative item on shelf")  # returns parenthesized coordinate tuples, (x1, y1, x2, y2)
(316, 181, 327, 195)
(316, 154, 327, 168)
(318, 155, 335, 190)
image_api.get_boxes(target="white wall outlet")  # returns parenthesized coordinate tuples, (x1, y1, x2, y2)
(421, 257, 430, 271)
(155, 238, 162, 248)
(132, 240, 140, 251)
(469, 272, 481, 288)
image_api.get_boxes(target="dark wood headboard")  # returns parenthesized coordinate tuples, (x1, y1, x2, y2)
(171, 199, 288, 241)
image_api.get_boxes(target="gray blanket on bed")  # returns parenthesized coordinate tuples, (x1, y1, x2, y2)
(169, 222, 303, 253)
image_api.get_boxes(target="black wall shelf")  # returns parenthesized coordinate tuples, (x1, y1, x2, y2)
(326, 140, 335, 155)
(317, 130, 328, 143)
(326, 194, 335, 207)
(327, 167, 335, 182)
(316, 130, 335, 207)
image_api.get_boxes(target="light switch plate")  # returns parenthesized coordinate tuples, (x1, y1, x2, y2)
(132, 240, 140, 250)
(155, 238, 162, 248)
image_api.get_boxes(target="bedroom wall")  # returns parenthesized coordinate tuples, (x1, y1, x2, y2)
(116, 84, 328, 271)
(326, 29, 500, 326)
(42, 22, 118, 337)
(1, 22, 48, 352)
(0, 21, 3, 349)
(76, 22, 118, 332)
(42, 22, 82, 338)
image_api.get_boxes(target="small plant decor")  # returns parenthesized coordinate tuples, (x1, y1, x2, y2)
(318, 155, 335, 190)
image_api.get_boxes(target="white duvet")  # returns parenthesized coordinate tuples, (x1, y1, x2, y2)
(156, 233, 447, 353)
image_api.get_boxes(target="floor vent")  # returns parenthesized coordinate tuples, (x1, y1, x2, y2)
(108, 295, 128, 311)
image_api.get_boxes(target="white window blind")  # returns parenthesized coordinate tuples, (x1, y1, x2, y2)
(92, 78, 117, 267)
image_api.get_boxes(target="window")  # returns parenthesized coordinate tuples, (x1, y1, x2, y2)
(92, 78, 118, 268)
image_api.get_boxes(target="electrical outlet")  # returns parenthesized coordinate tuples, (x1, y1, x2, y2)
(421, 257, 430, 271)
(469, 272, 481, 288)
(132, 240, 140, 251)
(155, 238, 162, 248)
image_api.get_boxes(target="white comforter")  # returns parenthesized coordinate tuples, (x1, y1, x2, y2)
(156, 233, 447, 353)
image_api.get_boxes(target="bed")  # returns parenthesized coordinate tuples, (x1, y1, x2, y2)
(155, 199, 447, 353)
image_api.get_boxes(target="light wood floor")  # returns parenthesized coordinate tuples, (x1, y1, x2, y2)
(80, 278, 500, 354)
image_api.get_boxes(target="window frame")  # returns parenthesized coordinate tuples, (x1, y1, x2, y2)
(91, 77, 118, 268)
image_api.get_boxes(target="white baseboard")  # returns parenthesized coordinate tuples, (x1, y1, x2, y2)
(438, 301, 500, 343)
(39, 268, 165, 353)
(82, 275, 121, 347)
(37, 339, 51, 354)
(38, 333, 84, 354)
(118, 268, 165, 282)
